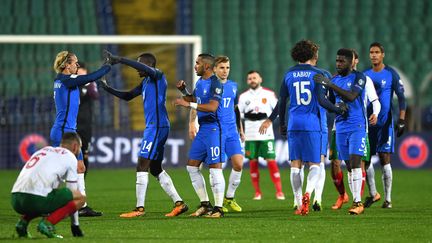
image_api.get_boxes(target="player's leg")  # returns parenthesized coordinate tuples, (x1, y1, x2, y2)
(205, 129, 226, 218)
(300, 131, 321, 215)
(223, 133, 244, 212)
(261, 140, 284, 199)
(313, 129, 328, 210)
(187, 130, 212, 217)
(11, 193, 41, 238)
(39, 188, 85, 238)
(313, 155, 326, 211)
(246, 141, 261, 199)
(346, 130, 367, 215)
(377, 122, 394, 208)
(331, 131, 349, 209)
(364, 126, 382, 207)
(288, 131, 303, 213)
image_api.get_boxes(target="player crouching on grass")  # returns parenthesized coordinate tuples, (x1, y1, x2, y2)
(11, 133, 85, 238)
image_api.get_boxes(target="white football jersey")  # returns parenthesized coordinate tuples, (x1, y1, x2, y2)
(238, 86, 278, 141)
(12, 146, 78, 197)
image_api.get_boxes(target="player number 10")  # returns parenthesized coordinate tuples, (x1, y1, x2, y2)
(210, 146, 220, 157)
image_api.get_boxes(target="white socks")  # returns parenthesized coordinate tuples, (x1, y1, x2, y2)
(186, 166, 209, 202)
(305, 165, 320, 195)
(290, 167, 302, 208)
(347, 171, 353, 195)
(158, 170, 182, 203)
(351, 168, 362, 202)
(77, 173, 87, 208)
(136, 172, 149, 208)
(366, 164, 377, 197)
(382, 164, 392, 202)
(209, 168, 225, 207)
(226, 169, 242, 199)
(313, 162, 326, 203)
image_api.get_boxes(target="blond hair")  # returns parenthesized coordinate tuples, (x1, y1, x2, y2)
(53, 51, 75, 73)
(214, 55, 230, 67)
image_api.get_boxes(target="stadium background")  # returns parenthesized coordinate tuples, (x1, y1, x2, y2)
(0, 0, 431, 169)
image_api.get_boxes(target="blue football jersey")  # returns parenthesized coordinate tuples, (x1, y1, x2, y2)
(52, 65, 110, 131)
(141, 70, 170, 128)
(193, 75, 223, 125)
(364, 66, 405, 125)
(281, 64, 324, 131)
(332, 71, 367, 133)
(218, 80, 238, 131)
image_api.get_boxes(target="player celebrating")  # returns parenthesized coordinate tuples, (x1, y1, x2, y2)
(329, 49, 382, 209)
(238, 70, 284, 200)
(101, 51, 188, 217)
(11, 133, 85, 239)
(314, 48, 368, 215)
(50, 51, 110, 217)
(364, 42, 406, 208)
(188, 56, 245, 213)
(175, 53, 226, 218)
(280, 40, 346, 215)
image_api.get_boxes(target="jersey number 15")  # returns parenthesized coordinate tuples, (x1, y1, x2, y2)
(293, 81, 312, 105)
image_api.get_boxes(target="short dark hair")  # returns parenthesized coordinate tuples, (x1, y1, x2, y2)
(247, 70, 261, 76)
(337, 48, 354, 61)
(369, 42, 385, 53)
(138, 53, 157, 67)
(198, 53, 215, 67)
(350, 49, 359, 59)
(61, 132, 81, 145)
(291, 40, 319, 63)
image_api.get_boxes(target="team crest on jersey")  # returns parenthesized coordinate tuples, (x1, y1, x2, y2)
(347, 82, 352, 87)
(381, 79, 386, 87)
(358, 79, 365, 86)
(215, 88, 222, 94)
(203, 89, 207, 95)
(262, 98, 267, 104)
(245, 100, 250, 105)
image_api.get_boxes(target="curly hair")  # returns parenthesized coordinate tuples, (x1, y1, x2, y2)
(291, 40, 319, 63)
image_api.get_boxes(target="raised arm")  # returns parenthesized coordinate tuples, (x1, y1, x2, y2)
(99, 79, 142, 101)
(313, 73, 363, 102)
(61, 65, 111, 88)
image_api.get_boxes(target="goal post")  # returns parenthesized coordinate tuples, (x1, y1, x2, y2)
(0, 35, 202, 82)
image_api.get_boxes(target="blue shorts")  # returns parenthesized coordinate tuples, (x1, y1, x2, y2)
(189, 125, 226, 165)
(138, 127, 169, 161)
(336, 130, 367, 161)
(224, 131, 244, 158)
(368, 118, 394, 155)
(288, 131, 321, 163)
(321, 131, 328, 156)
(50, 127, 83, 160)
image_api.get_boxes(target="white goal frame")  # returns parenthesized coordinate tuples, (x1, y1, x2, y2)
(0, 35, 202, 81)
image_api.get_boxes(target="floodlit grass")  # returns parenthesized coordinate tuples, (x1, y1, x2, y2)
(1, 168, 431, 242)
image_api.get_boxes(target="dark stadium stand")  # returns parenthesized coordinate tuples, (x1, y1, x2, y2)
(190, 0, 432, 96)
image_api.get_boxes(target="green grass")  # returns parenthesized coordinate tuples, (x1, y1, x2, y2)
(1, 168, 431, 242)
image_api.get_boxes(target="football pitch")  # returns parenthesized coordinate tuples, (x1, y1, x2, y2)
(1, 168, 431, 242)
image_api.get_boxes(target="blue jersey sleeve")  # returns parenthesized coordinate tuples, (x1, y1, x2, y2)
(61, 65, 111, 88)
(120, 58, 162, 80)
(390, 68, 407, 110)
(352, 71, 366, 94)
(278, 79, 289, 126)
(209, 76, 223, 102)
(103, 82, 142, 101)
